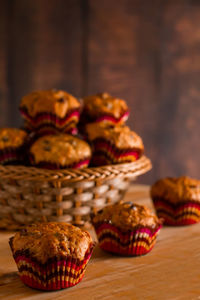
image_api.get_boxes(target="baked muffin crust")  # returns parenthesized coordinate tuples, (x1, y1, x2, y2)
(20, 89, 80, 119)
(151, 176, 200, 203)
(30, 134, 91, 166)
(83, 93, 128, 119)
(92, 202, 160, 231)
(86, 124, 144, 150)
(11, 222, 93, 263)
(0, 128, 27, 149)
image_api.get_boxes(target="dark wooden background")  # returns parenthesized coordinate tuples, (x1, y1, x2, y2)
(0, 0, 200, 184)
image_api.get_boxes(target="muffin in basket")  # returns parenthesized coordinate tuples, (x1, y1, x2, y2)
(9, 222, 94, 290)
(150, 176, 200, 226)
(91, 202, 162, 256)
(0, 128, 27, 164)
(29, 134, 91, 169)
(86, 123, 144, 166)
(19, 89, 80, 135)
(80, 92, 129, 128)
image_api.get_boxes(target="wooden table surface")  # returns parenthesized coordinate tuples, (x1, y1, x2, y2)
(0, 184, 200, 300)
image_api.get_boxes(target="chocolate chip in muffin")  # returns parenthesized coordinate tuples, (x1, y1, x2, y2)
(2, 136, 9, 142)
(20, 228, 28, 236)
(43, 145, 51, 151)
(57, 98, 66, 103)
(43, 139, 50, 144)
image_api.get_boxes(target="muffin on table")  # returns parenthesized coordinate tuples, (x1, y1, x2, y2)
(86, 123, 144, 166)
(0, 128, 27, 164)
(80, 92, 129, 128)
(9, 222, 94, 290)
(19, 89, 80, 135)
(150, 176, 200, 226)
(29, 134, 91, 169)
(91, 202, 162, 256)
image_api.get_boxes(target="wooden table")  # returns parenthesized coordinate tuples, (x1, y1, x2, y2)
(0, 184, 200, 300)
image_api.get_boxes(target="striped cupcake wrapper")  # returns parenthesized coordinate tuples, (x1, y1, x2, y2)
(80, 110, 129, 126)
(90, 138, 142, 166)
(20, 108, 80, 130)
(9, 238, 94, 291)
(93, 223, 162, 256)
(95, 111, 130, 125)
(29, 154, 91, 170)
(0, 147, 25, 165)
(26, 125, 78, 138)
(152, 198, 200, 226)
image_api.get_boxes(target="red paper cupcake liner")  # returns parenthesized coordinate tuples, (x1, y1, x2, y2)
(152, 197, 200, 226)
(95, 111, 130, 125)
(0, 147, 25, 165)
(29, 154, 91, 170)
(25, 125, 78, 139)
(90, 138, 143, 166)
(9, 238, 94, 291)
(81, 110, 129, 126)
(20, 108, 80, 130)
(92, 223, 162, 256)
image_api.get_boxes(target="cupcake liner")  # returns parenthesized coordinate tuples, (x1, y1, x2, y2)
(95, 111, 130, 125)
(20, 108, 80, 130)
(24, 125, 78, 139)
(152, 197, 200, 226)
(9, 238, 94, 291)
(90, 138, 143, 166)
(79, 110, 129, 134)
(92, 222, 162, 256)
(0, 147, 25, 165)
(29, 154, 91, 170)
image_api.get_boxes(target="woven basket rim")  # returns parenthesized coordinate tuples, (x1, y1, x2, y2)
(0, 155, 152, 183)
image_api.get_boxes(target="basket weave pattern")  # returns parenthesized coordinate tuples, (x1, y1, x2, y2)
(0, 156, 151, 230)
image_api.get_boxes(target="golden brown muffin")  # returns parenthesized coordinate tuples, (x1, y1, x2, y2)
(11, 222, 93, 263)
(0, 128, 27, 164)
(0, 128, 27, 149)
(81, 92, 129, 125)
(86, 124, 144, 150)
(19, 89, 81, 133)
(20, 89, 80, 119)
(91, 202, 162, 256)
(92, 202, 160, 231)
(85, 124, 144, 166)
(9, 222, 94, 290)
(150, 176, 200, 226)
(30, 134, 92, 169)
(151, 176, 200, 204)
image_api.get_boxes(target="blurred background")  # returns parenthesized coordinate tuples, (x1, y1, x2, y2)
(0, 0, 200, 184)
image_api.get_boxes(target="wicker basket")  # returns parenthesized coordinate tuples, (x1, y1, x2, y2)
(0, 155, 151, 230)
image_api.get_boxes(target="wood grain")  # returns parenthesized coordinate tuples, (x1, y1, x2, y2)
(0, 0, 83, 127)
(0, 184, 199, 299)
(1, 0, 200, 184)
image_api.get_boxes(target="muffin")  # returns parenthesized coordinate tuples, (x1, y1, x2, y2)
(9, 222, 94, 290)
(91, 202, 162, 256)
(19, 89, 80, 135)
(86, 124, 144, 166)
(0, 128, 27, 164)
(29, 134, 91, 169)
(150, 176, 200, 226)
(80, 93, 129, 128)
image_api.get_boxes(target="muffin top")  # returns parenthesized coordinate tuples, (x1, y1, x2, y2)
(83, 93, 128, 119)
(0, 128, 27, 149)
(92, 202, 160, 231)
(20, 89, 80, 119)
(86, 124, 144, 150)
(11, 222, 93, 263)
(30, 134, 91, 166)
(150, 176, 200, 203)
